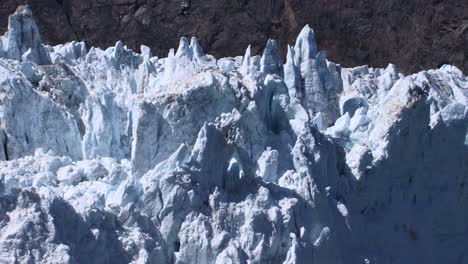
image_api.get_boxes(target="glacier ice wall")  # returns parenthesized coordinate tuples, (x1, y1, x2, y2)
(0, 6, 467, 264)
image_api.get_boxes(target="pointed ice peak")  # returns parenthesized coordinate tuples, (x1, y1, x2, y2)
(262, 39, 279, 56)
(140, 45, 152, 59)
(168, 48, 175, 58)
(260, 39, 282, 75)
(240, 45, 252, 76)
(296, 24, 315, 44)
(175, 37, 192, 59)
(14, 5, 33, 16)
(244, 45, 252, 60)
(384, 63, 399, 76)
(294, 24, 317, 65)
(85, 47, 96, 63)
(0, 5, 51, 64)
(74, 41, 87, 58)
(108, 41, 143, 68)
(190, 37, 205, 58)
(113, 41, 124, 54)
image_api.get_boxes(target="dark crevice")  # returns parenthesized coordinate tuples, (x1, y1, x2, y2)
(174, 240, 181, 252)
(3, 133, 9, 161)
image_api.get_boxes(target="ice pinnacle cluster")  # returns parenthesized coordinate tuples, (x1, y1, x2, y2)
(0, 6, 467, 264)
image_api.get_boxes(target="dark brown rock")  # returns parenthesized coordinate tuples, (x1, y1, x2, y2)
(0, 0, 466, 74)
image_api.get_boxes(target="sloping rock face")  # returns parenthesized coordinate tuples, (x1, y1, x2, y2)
(0, 7, 467, 264)
(0, 0, 466, 74)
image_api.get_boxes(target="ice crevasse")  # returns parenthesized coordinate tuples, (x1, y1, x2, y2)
(0, 5, 467, 264)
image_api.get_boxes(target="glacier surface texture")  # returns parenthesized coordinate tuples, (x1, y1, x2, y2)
(0, 6, 467, 264)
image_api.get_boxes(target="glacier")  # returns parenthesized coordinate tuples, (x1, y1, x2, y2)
(0, 5, 467, 264)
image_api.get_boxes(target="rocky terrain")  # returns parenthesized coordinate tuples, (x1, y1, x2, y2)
(0, 6, 467, 264)
(0, 0, 467, 74)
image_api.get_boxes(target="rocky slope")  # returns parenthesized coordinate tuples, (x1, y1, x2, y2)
(0, 0, 466, 74)
(0, 6, 467, 264)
